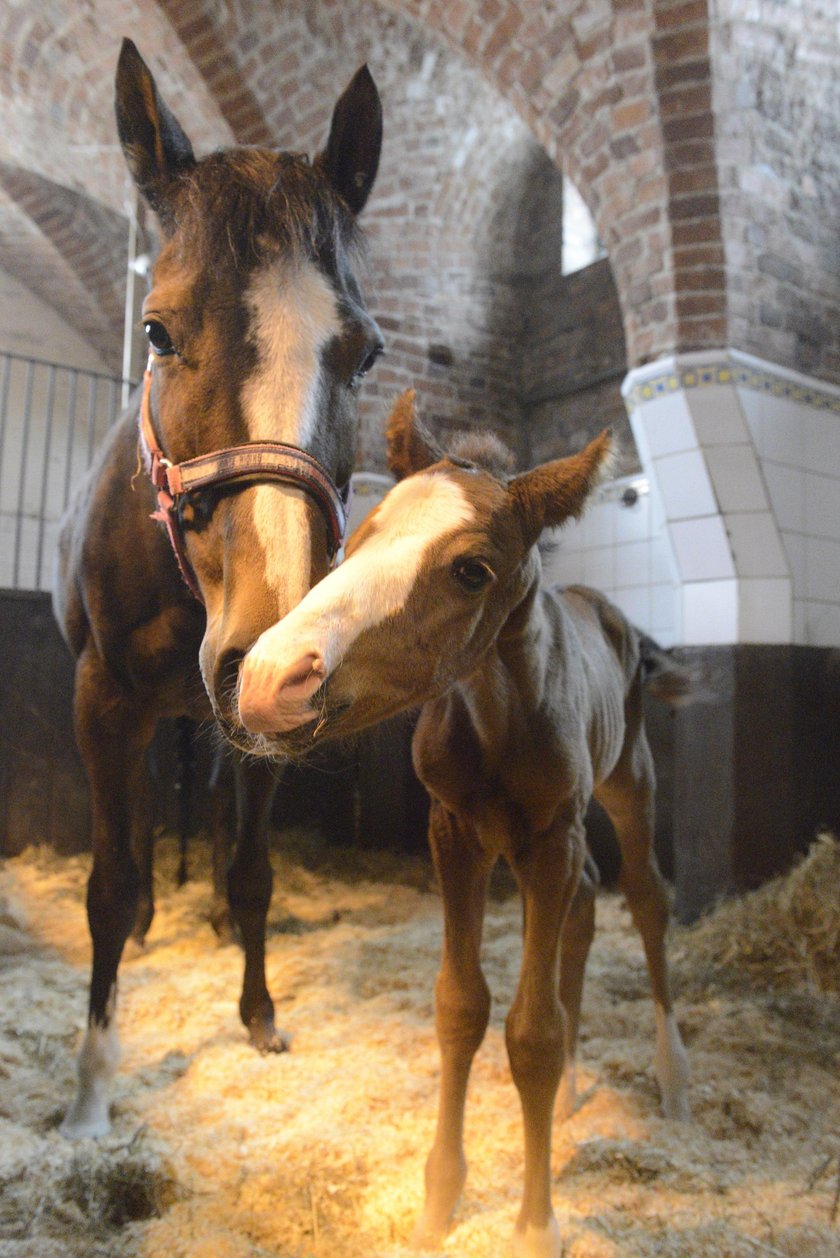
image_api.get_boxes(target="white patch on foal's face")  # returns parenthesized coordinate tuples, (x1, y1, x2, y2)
(242, 259, 342, 602)
(239, 472, 475, 730)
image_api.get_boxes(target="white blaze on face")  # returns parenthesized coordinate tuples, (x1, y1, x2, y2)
(242, 259, 342, 603)
(239, 472, 475, 732)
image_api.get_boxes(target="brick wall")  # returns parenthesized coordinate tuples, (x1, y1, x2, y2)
(2, 0, 839, 470)
(712, 0, 840, 383)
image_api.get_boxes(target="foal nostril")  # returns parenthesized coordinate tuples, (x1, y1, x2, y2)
(214, 647, 245, 717)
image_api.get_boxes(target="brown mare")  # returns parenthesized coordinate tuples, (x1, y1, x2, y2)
(52, 38, 383, 1139)
(234, 393, 691, 1257)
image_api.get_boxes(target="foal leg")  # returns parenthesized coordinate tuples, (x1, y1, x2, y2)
(506, 817, 584, 1258)
(413, 802, 494, 1249)
(596, 741, 690, 1121)
(228, 756, 288, 1052)
(556, 854, 598, 1119)
(62, 646, 155, 1139)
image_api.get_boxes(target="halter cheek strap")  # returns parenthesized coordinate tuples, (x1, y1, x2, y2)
(138, 357, 349, 604)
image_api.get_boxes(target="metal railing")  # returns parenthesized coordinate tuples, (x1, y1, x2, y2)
(0, 351, 131, 592)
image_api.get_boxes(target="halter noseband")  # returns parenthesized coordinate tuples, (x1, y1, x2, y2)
(138, 355, 348, 603)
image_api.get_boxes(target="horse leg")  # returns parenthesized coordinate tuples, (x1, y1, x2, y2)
(130, 807, 156, 947)
(413, 802, 493, 1250)
(595, 738, 690, 1121)
(62, 645, 155, 1139)
(505, 816, 584, 1258)
(174, 716, 195, 887)
(556, 853, 598, 1120)
(207, 745, 235, 941)
(229, 756, 288, 1052)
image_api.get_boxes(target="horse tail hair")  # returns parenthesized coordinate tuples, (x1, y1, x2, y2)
(174, 716, 195, 886)
(638, 634, 697, 706)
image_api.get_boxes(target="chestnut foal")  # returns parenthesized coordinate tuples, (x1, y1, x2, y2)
(237, 394, 691, 1257)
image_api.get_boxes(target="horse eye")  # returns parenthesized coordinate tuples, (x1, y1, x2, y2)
(144, 319, 176, 356)
(452, 557, 494, 593)
(351, 343, 383, 386)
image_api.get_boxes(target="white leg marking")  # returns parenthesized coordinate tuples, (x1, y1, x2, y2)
(513, 1217, 562, 1258)
(61, 993, 121, 1140)
(654, 1003, 691, 1121)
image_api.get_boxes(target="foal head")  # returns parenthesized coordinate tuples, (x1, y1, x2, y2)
(236, 391, 612, 755)
(116, 39, 383, 730)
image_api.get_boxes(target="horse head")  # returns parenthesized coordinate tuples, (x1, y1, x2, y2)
(116, 39, 383, 736)
(235, 391, 613, 756)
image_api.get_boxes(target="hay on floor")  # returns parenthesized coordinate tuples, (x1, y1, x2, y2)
(677, 833, 840, 996)
(1, 829, 838, 1257)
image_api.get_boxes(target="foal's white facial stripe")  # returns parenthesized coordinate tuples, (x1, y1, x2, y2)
(242, 260, 342, 600)
(248, 473, 475, 674)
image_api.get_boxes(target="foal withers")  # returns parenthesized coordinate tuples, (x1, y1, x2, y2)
(239, 394, 691, 1257)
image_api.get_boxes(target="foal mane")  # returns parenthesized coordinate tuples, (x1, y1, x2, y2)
(447, 430, 516, 478)
(174, 149, 363, 269)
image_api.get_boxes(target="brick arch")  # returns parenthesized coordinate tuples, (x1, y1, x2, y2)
(377, 0, 684, 365)
(0, 166, 127, 368)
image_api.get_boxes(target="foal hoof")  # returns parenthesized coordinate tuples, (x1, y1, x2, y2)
(513, 1217, 562, 1258)
(247, 1015, 290, 1054)
(410, 1214, 448, 1251)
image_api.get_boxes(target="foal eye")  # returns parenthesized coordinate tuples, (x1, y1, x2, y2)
(144, 319, 176, 357)
(452, 557, 494, 593)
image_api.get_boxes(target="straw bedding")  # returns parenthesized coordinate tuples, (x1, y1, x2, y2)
(1, 830, 838, 1257)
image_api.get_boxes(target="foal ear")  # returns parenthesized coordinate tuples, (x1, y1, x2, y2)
(319, 65, 382, 215)
(115, 38, 195, 222)
(510, 429, 614, 544)
(386, 389, 443, 481)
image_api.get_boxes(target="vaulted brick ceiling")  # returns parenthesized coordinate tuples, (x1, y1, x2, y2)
(5, 1, 836, 437)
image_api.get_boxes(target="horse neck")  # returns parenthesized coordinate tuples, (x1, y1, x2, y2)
(451, 557, 554, 747)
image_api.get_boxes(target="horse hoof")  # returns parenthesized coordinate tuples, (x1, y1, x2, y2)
(209, 903, 236, 944)
(248, 1017, 290, 1054)
(60, 1103, 111, 1141)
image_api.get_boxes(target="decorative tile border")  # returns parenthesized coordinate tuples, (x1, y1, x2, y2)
(625, 360, 840, 413)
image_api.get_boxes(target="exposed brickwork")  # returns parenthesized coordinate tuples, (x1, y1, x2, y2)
(1, 0, 839, 474)
(652, 0, 726, 354)
(712, 0, 840, 381)
(0, 164, 127, 369)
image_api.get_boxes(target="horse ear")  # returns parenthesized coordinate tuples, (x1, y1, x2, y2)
(319, 64, 382, 215)
(115, 38, 195, 221)
(386, 389, 443, 481)
(509, 430, 614, 544)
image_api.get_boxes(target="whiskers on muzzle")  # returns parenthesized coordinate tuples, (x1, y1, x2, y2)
(217, 678, 349, 762)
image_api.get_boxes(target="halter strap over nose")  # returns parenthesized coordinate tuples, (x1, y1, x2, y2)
(137, 356, 349, 603)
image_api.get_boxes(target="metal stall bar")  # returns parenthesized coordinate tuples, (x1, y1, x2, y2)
(12, 359, 35, 588)
(0, 354, 11, 506)
(85, 373, 98, 467)
(34, 364, 58, 589)
(61, 368, 79, 513)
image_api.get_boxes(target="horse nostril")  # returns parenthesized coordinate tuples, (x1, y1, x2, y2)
(214, 648, 245, 716)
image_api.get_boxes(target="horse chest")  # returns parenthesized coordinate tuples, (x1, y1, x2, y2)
(413, 696, 582, 841)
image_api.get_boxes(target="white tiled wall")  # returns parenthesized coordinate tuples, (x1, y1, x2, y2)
(736, 366, 840, 648)
(619, 350, 840, 648)
(542, 473, 682, 646)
